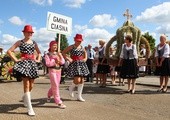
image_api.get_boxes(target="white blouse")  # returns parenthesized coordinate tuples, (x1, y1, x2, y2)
(140, 48, 146, 56)
(155, 44, 169, 58)
(120, 43, 138, 59)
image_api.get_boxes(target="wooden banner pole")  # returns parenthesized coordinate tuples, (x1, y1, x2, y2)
(57, 33, 61, 52)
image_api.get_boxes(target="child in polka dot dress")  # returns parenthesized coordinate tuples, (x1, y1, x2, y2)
(62, 34, 89, 102)
(7, 25, 41, 116)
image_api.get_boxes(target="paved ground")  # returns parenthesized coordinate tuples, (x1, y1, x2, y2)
(0, 72, 170, 120)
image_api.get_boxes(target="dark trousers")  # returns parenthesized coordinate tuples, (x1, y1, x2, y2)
(86, 59, 93, 82)
(146, 58, 151, 75)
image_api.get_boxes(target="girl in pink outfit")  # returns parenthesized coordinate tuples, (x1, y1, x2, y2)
(45, 40, 66, 109)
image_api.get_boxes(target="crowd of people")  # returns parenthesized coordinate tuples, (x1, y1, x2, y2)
(6, 24, 170, 116)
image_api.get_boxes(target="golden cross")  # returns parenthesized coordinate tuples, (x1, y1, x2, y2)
(123, 9, 132, 21)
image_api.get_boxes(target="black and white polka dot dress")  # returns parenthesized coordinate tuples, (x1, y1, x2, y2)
(66, 46, 89, 77)
(13, 40, 39, 79)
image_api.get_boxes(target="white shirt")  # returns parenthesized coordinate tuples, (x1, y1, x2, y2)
(120, 43, 138, 59)
(140, 48, 146, 56)
(155, 44, 169, 58)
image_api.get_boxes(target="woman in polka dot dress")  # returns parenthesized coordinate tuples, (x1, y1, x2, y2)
(7, 25, 41, 116)
(62, 34, 89, 102)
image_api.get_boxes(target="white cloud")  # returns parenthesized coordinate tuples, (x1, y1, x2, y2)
(8, 16, 25, 26)
(141, 30, 157, 38)
(32, 27, 56, 52)
(83, 28, 112, 39)
(72, 24, 115, 47)
(2, 34, 19, 45)
(136, 2, 170, 24)
(0, 34, 19, 53)
(30, 0, 53, 6)
(0, 34, 20, 52)
(1, 25, 115, 53)
(33, 28, 55, 42)
(0, 27, 56, 53)
(63, 0, 86, 8)
(82, 28, 115, 47)
(155, 24, 170, 34)
(89, 14, 118, 28)
(74, 25, 88, 33)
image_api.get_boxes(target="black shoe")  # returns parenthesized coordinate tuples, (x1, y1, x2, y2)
(126, 90, 132, 93)
(84, 80, 90, 82)
(85, 78, 90, 82)
(85, 77, 90, 82)
(90, 77, 93, 82)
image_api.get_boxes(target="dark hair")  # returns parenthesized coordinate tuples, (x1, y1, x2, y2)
(125, 35, 133, 42)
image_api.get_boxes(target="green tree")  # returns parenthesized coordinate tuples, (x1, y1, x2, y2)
(56, 33, 69, 51)
(142, 32, 156, 52)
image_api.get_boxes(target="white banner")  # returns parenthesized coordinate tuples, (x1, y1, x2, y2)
(46, 12, 72, 35)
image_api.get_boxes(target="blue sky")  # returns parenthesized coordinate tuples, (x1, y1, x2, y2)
(0, 0, 170, 53)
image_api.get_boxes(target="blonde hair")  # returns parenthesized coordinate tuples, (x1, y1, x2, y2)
(99, 40, 106, 45)
(160, 34, 167, 40)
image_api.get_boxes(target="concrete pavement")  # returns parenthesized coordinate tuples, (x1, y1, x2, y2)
(0, 73, 170, 120)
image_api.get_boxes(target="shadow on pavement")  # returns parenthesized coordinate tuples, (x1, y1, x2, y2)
(83, 86, 125, 95)
(0, 103, 25, 114)
(83, 84, 168, 95)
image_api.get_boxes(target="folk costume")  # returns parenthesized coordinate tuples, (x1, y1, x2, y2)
(13, 40, 39, 78)
(154, 43, 170, 76)
(66, 46, 89, 77)
(96, 45, 110, 74)
(65, 34, 89, 102)
(8, 25, 41, 116)
(119, 43, 139, 79)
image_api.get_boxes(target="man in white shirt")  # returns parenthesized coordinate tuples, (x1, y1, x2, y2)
(86, 44, 95, 82)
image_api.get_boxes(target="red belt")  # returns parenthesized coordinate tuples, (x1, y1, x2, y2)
(71, 55, 83, 61)
(21, 53, 34, 60)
